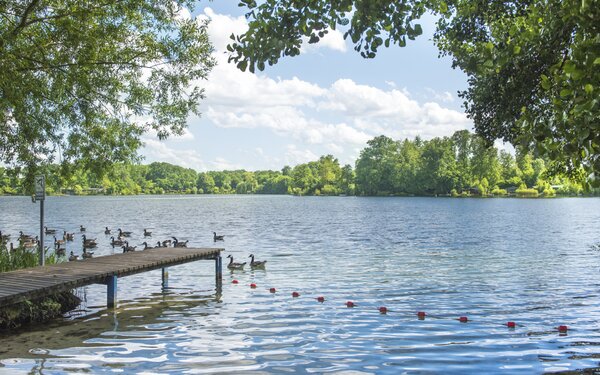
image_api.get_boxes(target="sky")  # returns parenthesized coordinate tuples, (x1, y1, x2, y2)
(140, 1, 473, 172)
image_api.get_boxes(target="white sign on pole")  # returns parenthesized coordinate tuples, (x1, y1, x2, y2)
(35, 175, 45, 201)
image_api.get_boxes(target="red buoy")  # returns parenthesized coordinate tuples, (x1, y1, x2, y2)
(317, 296, 325, 303)
(232, 280, 239, 284)
(507, 321, 516, 328)
(558, 325, 568, 333)
(269, 287, 276, 293)
(250, 283, 257, 289)
(417, 311, 426, 319)
(292, 291, 300, 297)
(379, 306, 388, 314)
(459, 316, 468, 323)
(346, 301, 355, 308)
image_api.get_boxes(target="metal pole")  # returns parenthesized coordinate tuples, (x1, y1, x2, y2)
(39, 198, 44, 266)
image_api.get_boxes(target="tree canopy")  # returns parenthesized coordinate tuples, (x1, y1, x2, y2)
(0, 0, 215, 181)
(229, 0, 599, 185)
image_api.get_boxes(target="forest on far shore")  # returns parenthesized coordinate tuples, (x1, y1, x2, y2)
(0, 131, 596, 198)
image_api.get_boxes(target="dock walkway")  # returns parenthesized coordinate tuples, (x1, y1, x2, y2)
(0, 247, 223, 308)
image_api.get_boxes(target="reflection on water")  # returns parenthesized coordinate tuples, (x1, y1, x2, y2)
(0, 195, 599, 373)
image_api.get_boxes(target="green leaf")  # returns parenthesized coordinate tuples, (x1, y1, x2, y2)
(439, 2, 448, 13)
(414, 24, 423, 35)
(559, 88, 572, 97)
(584, 84, 593, 94)
(238, 61, 248, 72)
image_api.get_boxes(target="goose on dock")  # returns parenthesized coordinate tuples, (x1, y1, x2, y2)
(82, 248, 93, 259)
(143, 229, 152, 237)
(161, 239, 172, 247)
(248, 254, 267, 268)
(122, 241, 136, 253)
(213, 232, 225, 241)
(142, 242, 155, 250)
(104, 227, 111, 235)
(68, 251, 78, 261)
(172, 237, 189, 248)
(44, 226, 56, 235)
(118, 228, 132, 237)
(226, 255, 246, 270)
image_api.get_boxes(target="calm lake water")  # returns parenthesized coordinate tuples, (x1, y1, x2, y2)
(0, 195, 599, 374)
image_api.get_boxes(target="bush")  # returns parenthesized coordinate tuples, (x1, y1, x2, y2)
(490, 187, 508, 196)
(515, 184, 539, 197)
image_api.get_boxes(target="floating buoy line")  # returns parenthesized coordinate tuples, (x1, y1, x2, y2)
(230, 279, 571, 335)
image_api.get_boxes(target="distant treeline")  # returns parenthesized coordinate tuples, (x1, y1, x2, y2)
(0, 131, 596, 197)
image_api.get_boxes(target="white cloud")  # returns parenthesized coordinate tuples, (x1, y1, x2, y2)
(140, 9, 472, 172)
(302, 29, 347, 53)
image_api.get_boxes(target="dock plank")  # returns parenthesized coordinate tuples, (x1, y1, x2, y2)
(0, 247, 222, 306)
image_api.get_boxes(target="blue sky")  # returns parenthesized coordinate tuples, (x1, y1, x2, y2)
(140, 1, 472, 171)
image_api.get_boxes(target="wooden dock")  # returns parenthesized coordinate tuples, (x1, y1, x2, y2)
(0, 247, 223, 308)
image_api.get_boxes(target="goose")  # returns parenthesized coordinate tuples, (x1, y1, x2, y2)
(213, 232, 225, 241)
(110, 236, 125, 247)
(104, 227, 111, 235)
(226, 255, 246, 270)
(44, 226, 56, 235)
(82, 235, 98, 248)
(118, 228, 132, 237)
(82, 248, 94, 259)
(172, 237, 189, 248)
(80, 225, 86, 232)
(248, 254, 267, 268)
(122, 241, 136, 253)
(143, 229, 152, 237)
(19, 231, 34, 241)
(161, 239, 172, 247)
(55, 247, 66, 256)
(0, 231, 9, 242)
(156, 241, 163, 248)
(54, 236, 66, 247)
(68, 251, 78, 261)
(142, 242, 155, 250)
(64, 230, 74, 241)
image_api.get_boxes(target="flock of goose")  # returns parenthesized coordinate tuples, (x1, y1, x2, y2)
(1, 227, 267, 268)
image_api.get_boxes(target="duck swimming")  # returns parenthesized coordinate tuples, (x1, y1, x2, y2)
(248, 254, 267, 268)
(226, 255, 246, 270)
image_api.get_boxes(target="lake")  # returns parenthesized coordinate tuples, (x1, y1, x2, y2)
(0, 195, 599, 374)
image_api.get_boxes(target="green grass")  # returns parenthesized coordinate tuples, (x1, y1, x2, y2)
(0, 242, 57, 273)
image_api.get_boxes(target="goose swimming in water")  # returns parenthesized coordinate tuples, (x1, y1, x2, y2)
(118, 228, 132, 237)
(44, 226, 56, 235)
(226, 255, 246, 270)
(105, 227, 111, 235)
(82, 235, 97, 248)
(143, 229, 152, 237)
(80, 225, 86, 232)
(110, 236, 125, 247)
(248, 254, 267, 268)
(213, 232, 225, 241)
(64, 230, 74, 241)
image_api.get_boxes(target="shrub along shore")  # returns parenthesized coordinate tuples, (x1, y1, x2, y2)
(1, 131, 596, 198)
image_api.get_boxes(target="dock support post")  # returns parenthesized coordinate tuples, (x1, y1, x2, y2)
(215, 254, 222, 287)
(162, 267, 169, 289)
(106, 275, 117, 308)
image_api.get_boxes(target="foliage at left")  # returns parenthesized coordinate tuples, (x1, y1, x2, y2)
(0, 0, 215, 188)
(0, 240, 80, 330)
